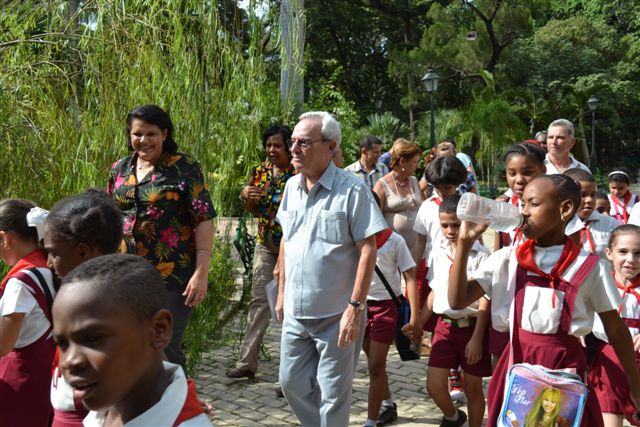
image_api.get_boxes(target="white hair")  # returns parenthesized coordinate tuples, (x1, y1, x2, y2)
(299, 111, 342, 147)
(548, 119, 575, 138)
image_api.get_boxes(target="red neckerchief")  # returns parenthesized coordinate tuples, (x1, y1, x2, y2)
(579, 220, 595, 254)
(446, 252, 454, 274)
(613, 272, 640, 314)
(611, 192, 633, 224)
(515, 238, 581, 308)
(431, 196, 442, 206)
(0, 249, 47, 292)
(173, 379, 205, 426)
(375, 228, 393, 249)
(510, 194, 519, 206)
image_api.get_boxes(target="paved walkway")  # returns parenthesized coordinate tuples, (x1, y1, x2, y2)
(196, 316, 478, 426)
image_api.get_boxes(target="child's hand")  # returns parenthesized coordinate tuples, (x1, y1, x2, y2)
(465, 336, 483, 365)
(459, 220, 489, 243)
(401, 322, 423, 344)
(633, 334, 640, 352)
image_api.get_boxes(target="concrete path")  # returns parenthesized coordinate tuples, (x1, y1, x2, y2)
(196, 315, 476, 426)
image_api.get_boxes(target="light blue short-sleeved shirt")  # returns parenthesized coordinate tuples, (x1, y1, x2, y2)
(277, 161, 387, 319)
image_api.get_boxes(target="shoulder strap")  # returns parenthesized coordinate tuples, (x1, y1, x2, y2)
(28, 268, 54, 312)
(571, 254, 600, 287)
(374, 265, 401, 306)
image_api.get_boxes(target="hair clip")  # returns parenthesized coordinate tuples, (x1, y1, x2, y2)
(26, 207, 49, 241)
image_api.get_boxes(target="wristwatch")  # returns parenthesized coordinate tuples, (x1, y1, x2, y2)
(348, 299, 365, 311)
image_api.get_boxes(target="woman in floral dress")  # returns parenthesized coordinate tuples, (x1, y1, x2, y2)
(107, 105, 216, 371)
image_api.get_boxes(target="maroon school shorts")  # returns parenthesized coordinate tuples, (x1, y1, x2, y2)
(365, 300, 397, 345)
(428, 316, 492, 377)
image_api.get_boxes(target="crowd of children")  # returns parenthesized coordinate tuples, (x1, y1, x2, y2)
(361, 128, 640, 427)
(0, 191, 210, 426)
(0, 121, 639, 427)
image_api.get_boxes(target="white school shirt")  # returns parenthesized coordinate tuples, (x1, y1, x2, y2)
(609, 193, 639, 223)
(429, 240, 489, 318)
(413, 196, 446, 265)
(471, 245, 620, 336)
(543, 154, 590, 175)
(368, 232, 416, 301)
(592, 284, 640, 342)
(630, 203, 640, 226)
(83, 362, 212, 427)
(0, 267, 55, 347)
(580, 211, 621, 259)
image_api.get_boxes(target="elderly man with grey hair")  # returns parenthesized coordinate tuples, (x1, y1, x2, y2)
(545, 119, 590, 174)
(275, 111, 387, 426)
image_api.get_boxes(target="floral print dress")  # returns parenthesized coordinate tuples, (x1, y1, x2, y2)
(108, 152, 216, 291)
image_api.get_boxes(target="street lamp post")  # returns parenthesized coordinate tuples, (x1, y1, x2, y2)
(587, 96, 599, 175)
(421, 70, 440, 148)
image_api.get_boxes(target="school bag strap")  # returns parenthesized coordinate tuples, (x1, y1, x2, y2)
(10, 268, 54, 342)
(374, 265, 401, 307)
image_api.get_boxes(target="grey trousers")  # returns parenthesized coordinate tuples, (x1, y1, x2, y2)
(235, 243, 278, 372)
(279, 310, 366, 427)
(165, 289, 194, 372)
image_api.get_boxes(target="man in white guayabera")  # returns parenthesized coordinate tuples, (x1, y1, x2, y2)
(275, 111, 387, 426)
(544, 119, 590, 174)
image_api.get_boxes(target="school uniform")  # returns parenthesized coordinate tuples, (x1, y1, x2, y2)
(413, 196, 446, 266)
(414, 195, 448, 331)
(578, 211, 621, 259)
(589, 275, 640, 422)
(427, 240, 491, 376)
(366, 230, 416, 345)
(609, 192, 639, 224)
(471, 241, 619, 426)
(630, 203, 640, 226)
(0, 249, 56, 427)
(83, 361, 210, 426)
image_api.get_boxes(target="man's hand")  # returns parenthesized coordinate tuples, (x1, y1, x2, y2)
(337, 306, 361, 348)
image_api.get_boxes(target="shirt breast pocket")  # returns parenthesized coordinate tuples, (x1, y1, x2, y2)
(280, 210, 299, 242)
(521, 286, 565, 334)
(317, 210, 348, 244)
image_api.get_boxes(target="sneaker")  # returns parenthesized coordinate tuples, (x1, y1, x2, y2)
(377, 402, 398, 426)
(448, 369, 466, 403)
(439, 409, 467, 427)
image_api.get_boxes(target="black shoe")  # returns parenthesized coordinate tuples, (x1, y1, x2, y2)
(377, 402, 398, 426)
(225, 367, 255, 379)
(439, 409, 467, 427)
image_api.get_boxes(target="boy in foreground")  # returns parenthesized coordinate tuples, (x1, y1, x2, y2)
(52, 254, 211, 426)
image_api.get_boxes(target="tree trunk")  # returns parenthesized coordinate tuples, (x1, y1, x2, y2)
(280, 0, 305, 117)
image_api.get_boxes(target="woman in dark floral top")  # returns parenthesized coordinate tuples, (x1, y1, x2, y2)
(107, 105, 216, 369)
(227, 124, 295, 379)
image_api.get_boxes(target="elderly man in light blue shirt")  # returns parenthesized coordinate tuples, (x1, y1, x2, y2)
(275, 112, 387, 426)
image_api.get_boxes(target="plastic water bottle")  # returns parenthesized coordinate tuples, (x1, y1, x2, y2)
(456, 192, 523, 232)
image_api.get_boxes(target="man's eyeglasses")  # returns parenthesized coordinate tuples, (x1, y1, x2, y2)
(287, 138, 325, 150)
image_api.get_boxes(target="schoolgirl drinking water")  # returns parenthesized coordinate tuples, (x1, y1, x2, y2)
(590, 224, 640, 426)
(44, 190, 123, 427)
(0, 199, 57, 426)
(448, 174, 640, 426)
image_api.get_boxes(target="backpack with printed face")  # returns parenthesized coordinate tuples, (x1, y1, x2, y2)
(498, 363, 588, 427)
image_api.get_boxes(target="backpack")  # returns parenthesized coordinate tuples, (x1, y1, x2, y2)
(498, 363, 588, 427)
